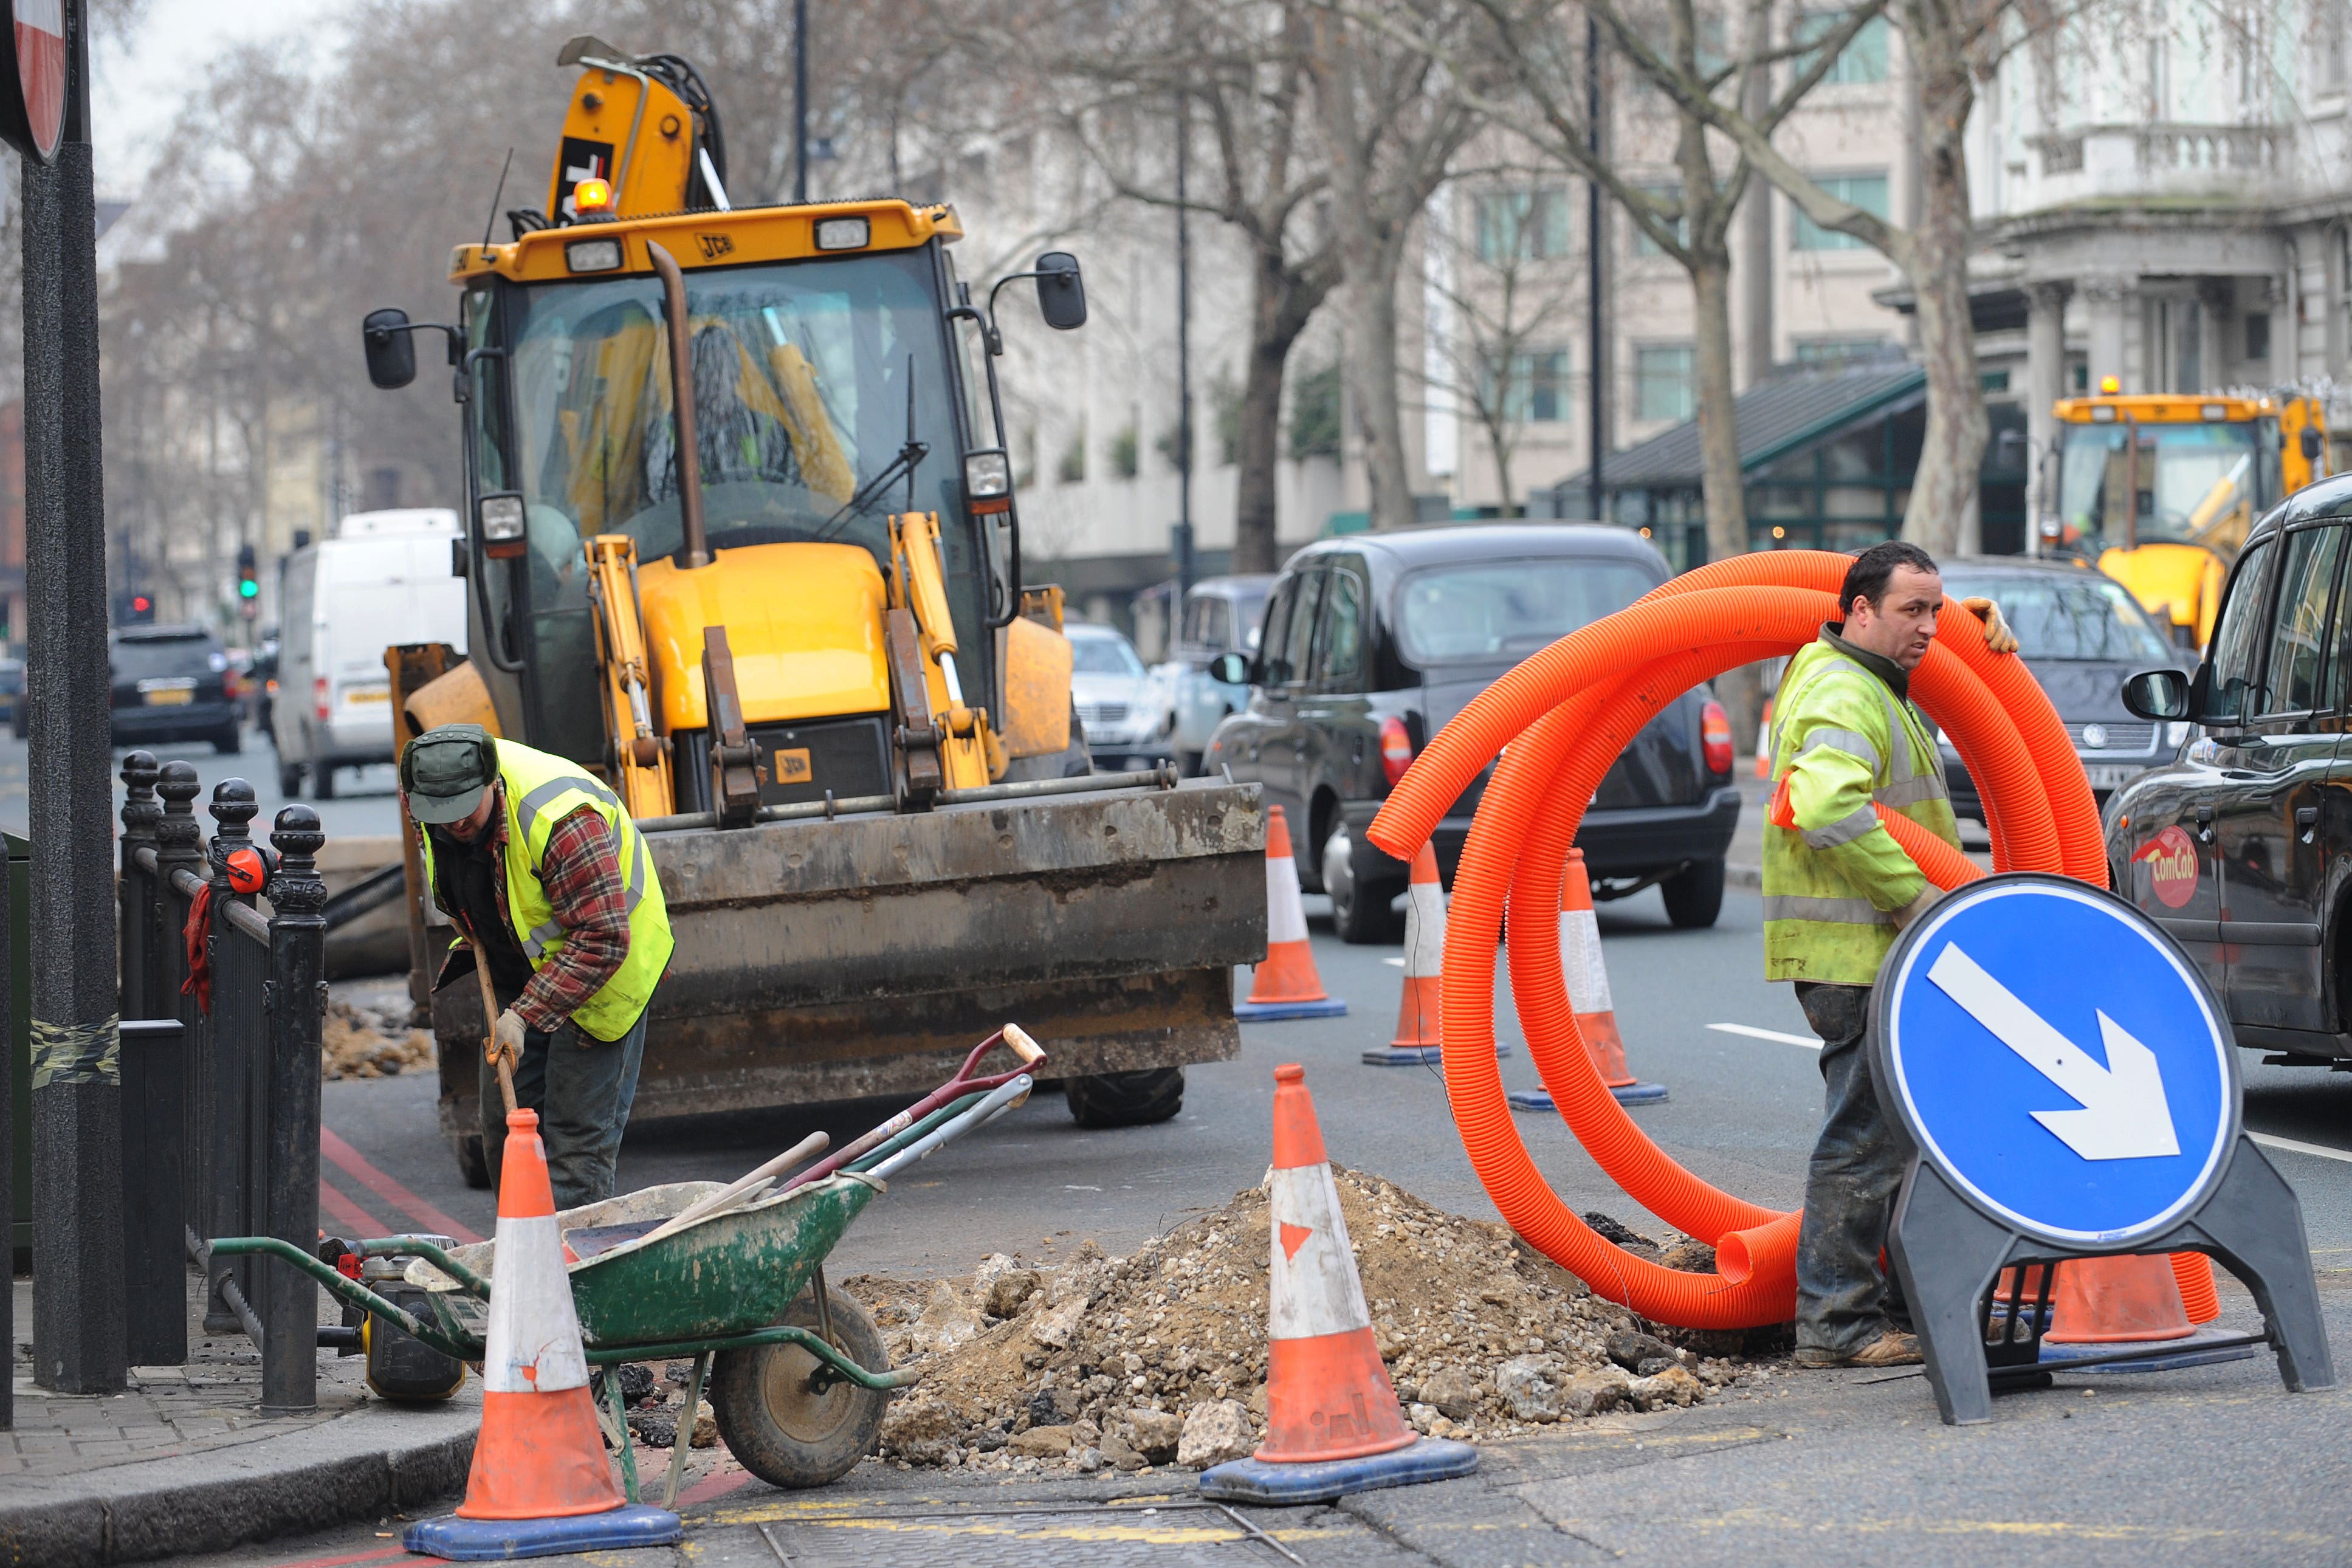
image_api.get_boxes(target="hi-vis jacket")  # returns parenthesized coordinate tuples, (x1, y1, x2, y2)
(416, 738, 673, 1040)
(1762, 628, 1960, 985)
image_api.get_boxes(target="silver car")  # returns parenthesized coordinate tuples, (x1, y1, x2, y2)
(1069, 622, 1175, 769)
(1156, 576, 1273, 774)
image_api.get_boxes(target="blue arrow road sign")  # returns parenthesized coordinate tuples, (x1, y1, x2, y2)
(1880, 874, 2238, 1247)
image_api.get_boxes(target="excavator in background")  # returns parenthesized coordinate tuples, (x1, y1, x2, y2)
(361, 37, 1265, 1184)
(2042, 381, 2332, 648)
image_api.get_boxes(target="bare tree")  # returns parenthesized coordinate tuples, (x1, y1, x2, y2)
(1025, 0, 1346, 573)
(1304, 0, 1480, 533)
(1415, 173, 1587, 513)
(1589, 0, 2038, 552)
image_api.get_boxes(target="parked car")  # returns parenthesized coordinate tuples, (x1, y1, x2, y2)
(1934, 557, 2195, 820)
(1068, 622, 1175, 770)
(1158, 576, 1273, 775)
(109, 625, 244, 754)
(1206, 524, 1741, 941)
(273, 507, 466, 798)
(2113, 472, 2352, 1062)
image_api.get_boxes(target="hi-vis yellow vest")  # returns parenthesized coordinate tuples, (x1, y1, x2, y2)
(418, 739, 673, 1040)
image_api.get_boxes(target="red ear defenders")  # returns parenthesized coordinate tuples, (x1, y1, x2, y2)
(224, 844, 278, 895)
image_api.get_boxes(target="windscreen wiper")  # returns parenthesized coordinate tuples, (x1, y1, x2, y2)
(818, 357, 927, 540)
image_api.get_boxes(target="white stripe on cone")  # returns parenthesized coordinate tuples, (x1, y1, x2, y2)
(1268, 1164, 1375, 1341)
(1265, 847, 1310, 946)
(480, 1213, 592, 1395)
(1560, 906, 1614, 1016)
(1401, 870, 1445, 980)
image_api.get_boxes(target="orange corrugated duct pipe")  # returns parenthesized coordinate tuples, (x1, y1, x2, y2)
(1368, 551, 2218, 1329)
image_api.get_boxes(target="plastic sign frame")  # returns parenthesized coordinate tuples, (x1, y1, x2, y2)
(0, 0, 66, 164)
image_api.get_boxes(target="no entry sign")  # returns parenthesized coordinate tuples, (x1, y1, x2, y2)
(0, 0, 65, 162)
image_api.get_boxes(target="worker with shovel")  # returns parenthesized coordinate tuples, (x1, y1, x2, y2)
(1764, 542, 2015, 1369)
(402, 723, 675, 1207)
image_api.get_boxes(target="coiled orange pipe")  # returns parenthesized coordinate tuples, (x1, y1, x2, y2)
(1367, 551, 2218, 1329)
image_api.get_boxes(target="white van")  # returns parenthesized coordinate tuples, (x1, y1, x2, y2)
(272, 508, 467, 797)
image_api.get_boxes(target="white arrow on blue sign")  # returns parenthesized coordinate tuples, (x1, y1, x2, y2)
(1880, 875, 2237, 1247)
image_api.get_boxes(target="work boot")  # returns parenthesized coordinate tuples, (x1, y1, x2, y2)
(1792, 1329, 1921, 1369)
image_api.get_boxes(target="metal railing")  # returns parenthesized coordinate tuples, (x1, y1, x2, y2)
(116, 752, 327, 1414)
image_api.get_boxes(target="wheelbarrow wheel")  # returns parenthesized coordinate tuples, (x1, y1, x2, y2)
(709, 1284, 890, 1489)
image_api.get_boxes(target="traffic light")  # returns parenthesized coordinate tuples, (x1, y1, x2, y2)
(236, 543, 260, 619)
(113, 589, 154, 625)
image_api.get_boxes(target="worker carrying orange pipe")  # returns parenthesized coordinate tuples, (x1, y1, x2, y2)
(1766, 542, 2017, 1370)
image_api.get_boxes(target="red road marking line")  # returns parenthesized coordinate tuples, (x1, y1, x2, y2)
(263, 1545, 427, 1568)
(319, 1127, 483, 1243)
(317, 1177, 384, 1237)
(679, 1463, 757, 1506)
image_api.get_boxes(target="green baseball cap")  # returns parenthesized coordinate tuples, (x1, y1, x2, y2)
(401, 723, 498, 825)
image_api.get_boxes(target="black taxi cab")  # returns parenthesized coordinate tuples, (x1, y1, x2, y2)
(2116, 471, 2352, 1062)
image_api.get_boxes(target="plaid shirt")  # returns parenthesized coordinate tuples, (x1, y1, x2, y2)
(439, 791, 631, 1033)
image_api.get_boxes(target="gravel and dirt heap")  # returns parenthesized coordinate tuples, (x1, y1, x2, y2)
(322, 996, 433, 1080)
(846, 1167, 1772, 1476)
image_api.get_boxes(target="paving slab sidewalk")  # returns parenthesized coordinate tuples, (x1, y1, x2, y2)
(0, 1276, 477, 1566)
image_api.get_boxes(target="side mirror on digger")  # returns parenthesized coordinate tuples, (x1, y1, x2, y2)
(362, 308, 418, 389)
(1033, 252, 1087, 331)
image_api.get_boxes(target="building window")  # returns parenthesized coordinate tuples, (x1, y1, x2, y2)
(1492, 350, 1572, 422)
(1474, 188, 1572, 262)
(1790, 173, 1890, 250)
(1632, 185, 1688, 255)
(1635, 345, 1696, 422)
(2326, 0, 2349, 92)
(2247, 311, 2272, 362)
(1793, 12, 1890, 83)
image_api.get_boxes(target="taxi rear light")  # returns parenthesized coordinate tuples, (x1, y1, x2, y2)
(1701, 698, 1735, 774)
(1380, 715, 1415, 786)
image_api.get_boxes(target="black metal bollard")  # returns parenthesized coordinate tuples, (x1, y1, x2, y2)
(117, 752, 159, 1023)
(261, 807, 326, 1413)
(202, 780, 260, 1335)
(118, 1018, 185, 1367)
(151, 762, 204, 1248)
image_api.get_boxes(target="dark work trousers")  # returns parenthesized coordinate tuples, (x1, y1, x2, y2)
(477, 985, 651, 1212)
(1792, 981, 1911, 1355)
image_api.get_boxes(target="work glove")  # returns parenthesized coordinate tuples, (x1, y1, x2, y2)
(490, 1006, 528, 1068)
(1890, 885, 1943, 932)
(1960, 596, 2019, 655)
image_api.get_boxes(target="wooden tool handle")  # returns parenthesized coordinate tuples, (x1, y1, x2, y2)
(467, 942, 520, 1119)
(1002, 1023, 1045, 1067)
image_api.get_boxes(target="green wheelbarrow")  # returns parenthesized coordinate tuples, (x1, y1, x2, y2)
(214, 1027, 1045, 1503)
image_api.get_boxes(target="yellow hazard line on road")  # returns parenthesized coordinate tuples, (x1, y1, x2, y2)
(1524, 1423, 1779, 1451)
(1625, 1508, 2345, 1547)
(704, 1496, 1313, 1547)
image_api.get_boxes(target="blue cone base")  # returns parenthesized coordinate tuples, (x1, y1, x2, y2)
(1236, 997, 1349, 1020)
(1363, 1044, 1511, 1067)
(404, 1505, 684, 1561)
(1198, 1437, 1479, 1505)
(2039, 1329, 2264, 1376)
(1507, 1080, 1665, 1110)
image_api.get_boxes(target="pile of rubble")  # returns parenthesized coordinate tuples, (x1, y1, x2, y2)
(847, 1167, 1765, 1476)
(322, 997, 433, 1080)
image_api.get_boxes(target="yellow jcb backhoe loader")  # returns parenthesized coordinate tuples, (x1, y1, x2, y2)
(359, 38, 1264, 1183)
(2041, 382, 2331, 648)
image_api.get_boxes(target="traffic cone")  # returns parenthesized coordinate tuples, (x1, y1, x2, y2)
(1753, 698, 1773, 779)
(1508, 850, 1666, 1110)
(1237, 805, 1347, 1020)
(2045, 1256, 2194, 1344)
(1197, 1065, 1478, 1505)
(404, 1109, 682, 1560)
(1363, 844, 1445, 1066)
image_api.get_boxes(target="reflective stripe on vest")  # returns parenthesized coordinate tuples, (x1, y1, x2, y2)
(1762, 893, 1894, 926)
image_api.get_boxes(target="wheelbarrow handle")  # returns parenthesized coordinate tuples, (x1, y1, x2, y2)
(784, 1026, 1050, 1193)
